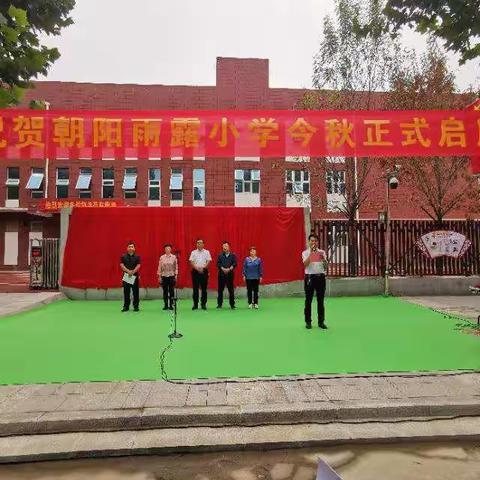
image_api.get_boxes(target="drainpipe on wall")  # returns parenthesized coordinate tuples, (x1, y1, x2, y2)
(44, 101, 50, 199)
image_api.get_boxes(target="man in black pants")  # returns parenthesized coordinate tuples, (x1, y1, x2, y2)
(120, 241, 141, 312)
(216, 241, 237, 309)
(302, 234, 327, 329)
(189, 239, 212, 310)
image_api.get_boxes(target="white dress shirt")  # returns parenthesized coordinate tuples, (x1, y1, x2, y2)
(302, 249, 327, 274)
(189, 249, 212, 269)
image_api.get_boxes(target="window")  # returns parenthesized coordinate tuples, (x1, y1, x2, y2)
(170, 168, 183, 204)
(149, 168, 161, 202)
(56, 168, 69, 199)
(286, 170, 310, 195)
(6, 167, 20, 201)
(102, 168, 114, 199)
(26, 167, 44, 198)
(123, 168, 137, 199)
(193, 168, 205, 206)
(234, 169, 260, 194)
(326, 170, 346, 195)
(327, 156, 345, 163)
(76, 167, 92, 199)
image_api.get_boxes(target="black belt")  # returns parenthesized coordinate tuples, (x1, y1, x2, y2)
(305, 273, 325, 277)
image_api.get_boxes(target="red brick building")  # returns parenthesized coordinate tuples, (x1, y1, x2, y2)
(0, 57, 473, 269)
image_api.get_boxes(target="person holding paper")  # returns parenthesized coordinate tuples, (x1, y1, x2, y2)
(189, 239, 212, 310)
(120, 242, 141, 312)
(302, 234, 327, 329)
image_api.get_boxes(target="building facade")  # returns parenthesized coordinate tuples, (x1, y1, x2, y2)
(0, 57, 472, 270)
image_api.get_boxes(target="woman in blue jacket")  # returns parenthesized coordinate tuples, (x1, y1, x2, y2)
(242, 246, 263, 309)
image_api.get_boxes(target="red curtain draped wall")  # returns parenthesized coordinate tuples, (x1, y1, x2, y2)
(61, 207, 306, 289)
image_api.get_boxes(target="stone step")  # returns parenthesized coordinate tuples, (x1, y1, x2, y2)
(2, 397, 480, 437)
(1, 417, 480, 464)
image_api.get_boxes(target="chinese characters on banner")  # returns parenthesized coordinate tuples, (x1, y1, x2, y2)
(39, 199, 124, 212)
(0, 109, 479, 159)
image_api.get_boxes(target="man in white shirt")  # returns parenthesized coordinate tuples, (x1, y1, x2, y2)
(302, 234, 327, 330)
(189, 239, 212, 310)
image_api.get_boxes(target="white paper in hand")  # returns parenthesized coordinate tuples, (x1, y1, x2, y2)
(122, 273, 136, 285)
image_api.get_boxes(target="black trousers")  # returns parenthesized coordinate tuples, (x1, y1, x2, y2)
(304, 274, 326, 325)
(217, 272, 235, 307)
(246, 279, 260, 305)
(161, 276, 175, 307)
(192, 270, 208, 307)
(123, 277, 139, 310)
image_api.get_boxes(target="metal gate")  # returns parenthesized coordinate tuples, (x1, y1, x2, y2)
(29, 238, 60, 289)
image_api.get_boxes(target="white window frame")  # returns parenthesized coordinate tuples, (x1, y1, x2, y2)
(193, 168, 205, 206)
(123, 168, 137, 199)
(286, 170, 310, 195)
(56, 167, 69, 199)
(234, 169, 260, 194)
(5, 167, 20, 205)
(326, 170, 346, 195)
(148, 168, 161, 206)
(170, 168, 183, 206)
(285, 156, 310, 163)
(75, 167, 92, 197)
(234, 169, 260, 207)
(286, 170, 310, 208)
(102, 168, 115, 199)
(327, 156, 346, 163)
(27, 168, 45, 199)
(326, 170, 347, 213)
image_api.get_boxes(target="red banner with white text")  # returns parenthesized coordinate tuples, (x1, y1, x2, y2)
(0, 109, 479, 160)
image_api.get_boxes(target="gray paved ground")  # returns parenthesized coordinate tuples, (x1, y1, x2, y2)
(403, 294, 480, 320)
(0, 292, 64, 317)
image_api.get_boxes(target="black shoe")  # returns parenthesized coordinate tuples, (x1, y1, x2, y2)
(216, 305, 222, 309)
(133, 307, 139, 312)
(306, 323, 312, 329)
(230, 305, 236, 309)
(169, 306, 174, 310)
(192, 306, 198, 310)
(163, 306, 169, 311)
(201, 305, 207, 310)
(318, 322, 327, 329)
(121, 308, 129, 312)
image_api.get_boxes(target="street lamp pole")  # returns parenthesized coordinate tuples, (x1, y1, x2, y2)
(384, 166, 400, 296)
(44, 101, 50, 199)
(384, 179, 391, 296)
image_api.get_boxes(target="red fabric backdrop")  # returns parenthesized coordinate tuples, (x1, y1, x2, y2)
(61, 207, 305, 289)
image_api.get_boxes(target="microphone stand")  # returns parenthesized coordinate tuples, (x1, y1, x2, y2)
(169, 250, 183, 339)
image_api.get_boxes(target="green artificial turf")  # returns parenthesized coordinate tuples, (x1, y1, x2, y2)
(0, 297, 479, 384)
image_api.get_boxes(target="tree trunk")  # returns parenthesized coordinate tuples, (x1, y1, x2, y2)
(347, 220, 358, 276)
(434, 220, 444, 275)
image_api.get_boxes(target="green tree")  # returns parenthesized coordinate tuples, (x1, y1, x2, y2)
(387, 42, 479, 273)
(313, 0, 400, 110)
(383, 0, 480, 65)
(296, 0, 400, 275)
(302, 0, 400, 223)
(0, 1, 75, 107)
(387, 42, 479, 224)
